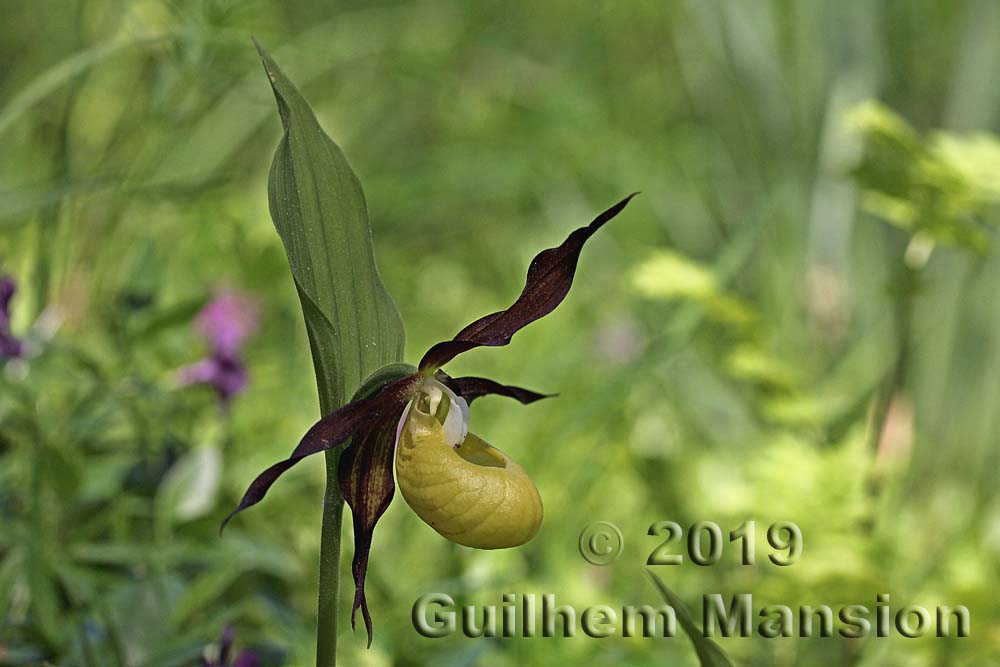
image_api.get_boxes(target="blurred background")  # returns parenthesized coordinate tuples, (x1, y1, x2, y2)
(2, 1, 1000, 665)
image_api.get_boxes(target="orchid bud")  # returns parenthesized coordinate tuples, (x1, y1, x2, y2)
(395, 378, 543, 549)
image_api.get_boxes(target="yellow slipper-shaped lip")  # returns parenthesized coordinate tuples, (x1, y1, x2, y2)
(395, 397, 543, 549)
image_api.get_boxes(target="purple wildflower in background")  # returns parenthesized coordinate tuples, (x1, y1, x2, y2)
(195, 290, 260, 358)
(0, 276, 24, 362)
(201, 626, 261, 667)
(178, 290, 259, 406)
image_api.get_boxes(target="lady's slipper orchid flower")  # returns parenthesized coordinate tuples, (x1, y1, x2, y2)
(0, 276, 25, 362)
(223, 194, 636, 643)
(178, 290, 260, 406)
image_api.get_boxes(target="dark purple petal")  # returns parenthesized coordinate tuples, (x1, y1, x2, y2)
(177, 353, 249, 406)
(0, 276, 15, 323)
(212, 355, 249, 404)
(220, 373, 422, 532)
(0, 275, 23, 362)
(231, 650, 262, 667)
(418, 194, 637, 371)
(338, 398, 409, 647)
(444, 376, 553, 405)
(218, 625, 235, 664)
(0, 331, 23, 361)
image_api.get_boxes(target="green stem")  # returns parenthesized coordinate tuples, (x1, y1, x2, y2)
(313, 363, 413, 666)
(870, 258, 920, 454)
(316, 449, 344, 667)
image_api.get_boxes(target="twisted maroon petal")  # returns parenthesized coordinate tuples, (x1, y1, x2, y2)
(445, 376, 553, 405)
(419, 194, 637, 371)
(338, 398, 409, 647)
(220, 373, 421, 532)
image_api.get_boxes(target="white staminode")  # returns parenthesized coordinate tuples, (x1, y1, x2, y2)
(396, 377, 470, 449)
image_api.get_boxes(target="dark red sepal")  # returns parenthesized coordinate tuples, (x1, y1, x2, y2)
(338, 398, 409, 647)
(445, 376, 553, 405)
(419, 194, 637, 371)
(220, 373, 421, 532)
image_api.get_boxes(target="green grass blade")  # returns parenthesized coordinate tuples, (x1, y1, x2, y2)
(0, 35, 168, 140)
(646, 570, 734, 667)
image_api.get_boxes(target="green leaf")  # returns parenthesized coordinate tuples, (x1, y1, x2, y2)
(645, 570, 734, 667)
(156, 445, 223, 528)
(167, 564, 242, 629)
(26, 554, 63, 645)
(254, 39, 405, 411)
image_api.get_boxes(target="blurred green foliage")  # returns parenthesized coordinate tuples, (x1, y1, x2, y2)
(849, 100, 1000, 252)
(2, 1, 1000, 666)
